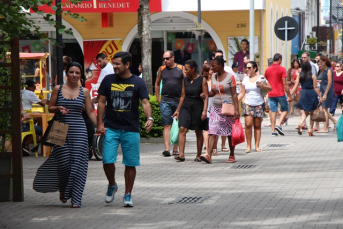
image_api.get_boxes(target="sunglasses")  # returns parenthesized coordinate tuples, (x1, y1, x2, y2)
(162, 57, 171, 61)
(335, 66, 340, 67)
(246, 67, 252, 69)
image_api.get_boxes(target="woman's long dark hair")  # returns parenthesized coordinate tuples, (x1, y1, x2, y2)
(300, 62, 312, 83)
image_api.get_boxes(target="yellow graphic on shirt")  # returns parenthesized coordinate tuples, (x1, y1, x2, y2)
(111, 84, 134, 112)
(111, 84, 134, 91)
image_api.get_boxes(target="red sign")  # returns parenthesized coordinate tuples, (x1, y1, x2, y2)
(36, 0, 161, 13)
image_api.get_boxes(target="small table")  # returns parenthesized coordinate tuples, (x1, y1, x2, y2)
(29, 112, 55, 157)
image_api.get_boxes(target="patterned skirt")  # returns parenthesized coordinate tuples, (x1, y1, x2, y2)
(242, 103, 265, 117)
(208, 106, 235, 136)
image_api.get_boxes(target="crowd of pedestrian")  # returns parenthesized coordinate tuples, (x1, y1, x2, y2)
(28, 41, 342, 210)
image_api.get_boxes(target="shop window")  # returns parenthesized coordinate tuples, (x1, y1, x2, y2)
(166, 31, 215, 65)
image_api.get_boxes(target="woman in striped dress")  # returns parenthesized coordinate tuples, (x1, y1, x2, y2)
(34, 62, 97, 208)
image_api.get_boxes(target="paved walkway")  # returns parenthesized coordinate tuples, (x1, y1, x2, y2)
(1, 115, 343, 229)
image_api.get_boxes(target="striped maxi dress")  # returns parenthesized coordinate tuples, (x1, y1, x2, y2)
(33, 86, 88, 207)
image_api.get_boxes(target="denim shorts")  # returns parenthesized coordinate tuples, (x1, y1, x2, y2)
(268, 95, 289, 112)
(160, 100, 179, 126)
(22, 122, 42, 135)
(102, 128, 140, 167)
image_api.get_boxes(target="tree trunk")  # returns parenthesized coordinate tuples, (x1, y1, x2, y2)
(138, 0, 153, 94)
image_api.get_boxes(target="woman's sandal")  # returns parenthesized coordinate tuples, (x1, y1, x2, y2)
(255, 148, 263, 152)
(226, 156, 236, 163)
(212, 149, 218, 156)
(194, 158, 201, 162)
(200, 154, 212, 163)
(174, 156, 185, 162)
(308, 130, 315, 136)
(71, 204, 80, 208)
(221, 147, 229, 152)
(297, 125, 302, 135)
(59, 193, 67, 204)
(172, 151, 180, 156)
(333, 122, 337, 132)
(245, 148, 251, 153)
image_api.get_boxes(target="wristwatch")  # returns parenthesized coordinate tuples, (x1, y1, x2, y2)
(147, 117, 154, 122)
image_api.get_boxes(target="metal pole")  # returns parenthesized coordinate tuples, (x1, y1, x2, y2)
(197, 0, 202, 71)
(249, 0, 255, 61)
(317, 0, 320, 52)
(285, 21, 288, 70)
(56, 0, 63, 85)
(329, 0, 332, 54)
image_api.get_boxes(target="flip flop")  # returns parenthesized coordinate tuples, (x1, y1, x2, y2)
(226, 156, 236, 163)
(200, 154, 212, 163)
(174, 156, 185, 162)
(194, 158, 201, 162)
(222, 147, 229, 152)
(255, 149, 263, 152)
(245, 149, 251, 153)
(172, 151, 180, 156)
(212, 149, 218, 156)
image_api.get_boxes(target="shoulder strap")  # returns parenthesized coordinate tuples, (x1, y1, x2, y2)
(176, 64, 183, 70)
(56, 84, 63, 103)
(160, 65, 166, 71)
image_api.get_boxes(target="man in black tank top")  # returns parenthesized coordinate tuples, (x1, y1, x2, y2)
(155, 50, 185, 157)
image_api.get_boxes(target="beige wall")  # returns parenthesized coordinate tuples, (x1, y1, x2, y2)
(265, 0, 291, 70)
(63, 1, 290, 71)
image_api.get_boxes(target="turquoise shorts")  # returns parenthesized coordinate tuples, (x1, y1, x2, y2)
(102, 128, 140, 167)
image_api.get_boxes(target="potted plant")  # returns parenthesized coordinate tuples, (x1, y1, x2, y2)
(188, 20, 206, 39)
(307, 37, 317, 48)
(317, 41, 328, 52)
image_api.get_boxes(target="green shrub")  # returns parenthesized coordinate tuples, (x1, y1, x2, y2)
(139, 95, 164, 138)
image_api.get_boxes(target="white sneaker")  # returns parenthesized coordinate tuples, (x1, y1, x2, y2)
(105, 183, 118, 203)
(123, 193, 133, 207)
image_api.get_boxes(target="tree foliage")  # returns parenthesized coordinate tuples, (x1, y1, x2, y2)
(0, 0, 86, 44)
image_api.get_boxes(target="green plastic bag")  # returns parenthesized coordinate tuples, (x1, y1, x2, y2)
(337, 115, 343, 142)
(170, 117, 179, 145)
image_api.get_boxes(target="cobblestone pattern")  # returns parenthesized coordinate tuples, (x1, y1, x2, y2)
(1, 116, 343, 229)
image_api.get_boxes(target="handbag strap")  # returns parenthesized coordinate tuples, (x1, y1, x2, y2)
(216, 73, 226, 104)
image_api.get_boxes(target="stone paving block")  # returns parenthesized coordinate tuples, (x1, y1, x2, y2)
(2, 116, 343, 228)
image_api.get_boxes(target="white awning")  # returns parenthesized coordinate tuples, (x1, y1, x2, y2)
(161, 0, 266, 12)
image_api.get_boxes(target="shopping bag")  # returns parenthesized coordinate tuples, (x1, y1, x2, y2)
(231, 119, 245, 146)
(42, 117, 69, 147)
(170, 117, 179, 145)
(337, 115, 343, 142)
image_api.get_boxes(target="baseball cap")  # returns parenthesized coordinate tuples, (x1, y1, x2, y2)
(232, 63, 239, 68)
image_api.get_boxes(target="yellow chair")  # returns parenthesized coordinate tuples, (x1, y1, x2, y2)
(21, 119, 38, 157)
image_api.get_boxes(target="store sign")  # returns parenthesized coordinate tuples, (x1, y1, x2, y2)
(37, 0, 161, 13)
(84, 40, 122, 112)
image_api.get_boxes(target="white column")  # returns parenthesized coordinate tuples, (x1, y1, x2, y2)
(250, 0, 255, 61)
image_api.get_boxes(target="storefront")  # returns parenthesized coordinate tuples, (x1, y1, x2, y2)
(32, 0, 291, 94)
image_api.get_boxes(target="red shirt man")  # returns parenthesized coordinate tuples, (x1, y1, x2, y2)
(264, 53, 292, 136)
